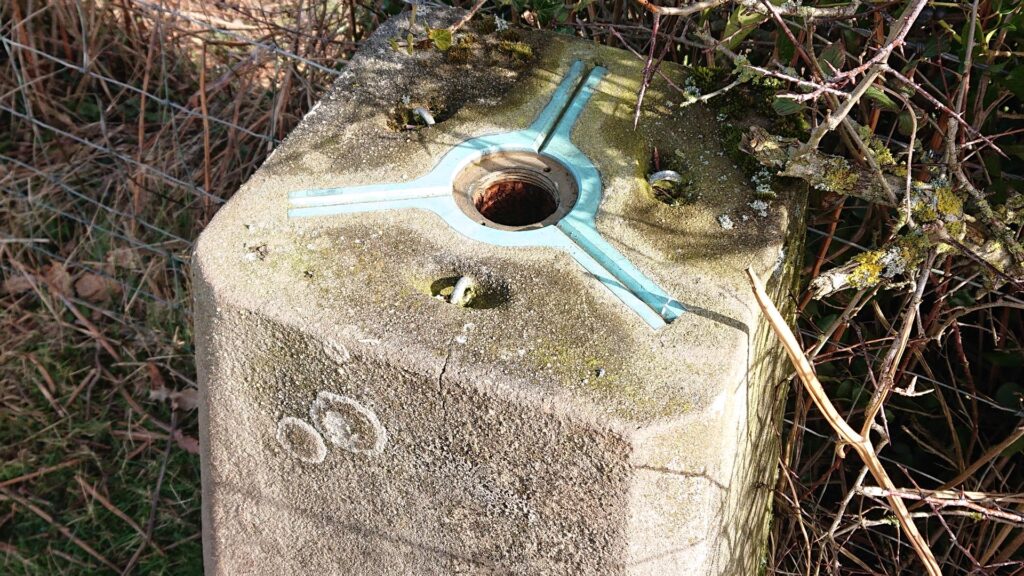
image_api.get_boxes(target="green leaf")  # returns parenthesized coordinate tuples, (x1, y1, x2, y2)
(427, 28, 452, 51)
(937, 20, 962, 44)
(1005, 144, 1024, 161)
(772, 97, 805, 116)
(817, 41, 846, 75)
(864, 86, 898, 111)
(897, 110, 916, 136)
(982, 150, 1003, 181)
(1003, 434, 1024, 458)
(842, 29, 863, 55)
(922, 33, 950, 59)
(835, 379, 854, 400)
(1002, 66, 1024, 100)
(985, 351, 1024, 368)
(776, 31, 795, 64)
(949, 289, 976, 308)
(723, 5, 767, 51)
(995, 382, 1024, 411)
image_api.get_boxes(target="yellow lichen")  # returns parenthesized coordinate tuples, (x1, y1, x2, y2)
(943, 220, 966, 254)
(912, 199, 939, 222)
(858, 124, 897, 168)
(872, 144, 896, 167)
(848, 250, 885, 288)
(819, 157, 859, 193)
(936, 186, 964, 219)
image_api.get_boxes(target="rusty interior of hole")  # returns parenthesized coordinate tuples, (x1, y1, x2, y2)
(453, 151, 577, 230)
(473, 176, 558, 227)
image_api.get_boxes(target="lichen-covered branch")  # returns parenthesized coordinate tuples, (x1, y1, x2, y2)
(743, 126, 902, 205)
(743, 125, 1024, 297)
(633, 0, 861, 20)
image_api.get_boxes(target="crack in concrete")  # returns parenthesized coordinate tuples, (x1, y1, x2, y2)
(436, 335, 457, 426)
(437, 335, 456, 393)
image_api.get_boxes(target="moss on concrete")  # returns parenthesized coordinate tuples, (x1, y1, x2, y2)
(497, 40, 534, 65)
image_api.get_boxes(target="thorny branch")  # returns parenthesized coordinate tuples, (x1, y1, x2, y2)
(861, 250, 937, 438)
(798, 0, 928, 153)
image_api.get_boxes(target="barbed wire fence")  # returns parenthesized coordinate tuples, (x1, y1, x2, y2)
(1, 0, 353, 317)
(0, 2, 365, 571)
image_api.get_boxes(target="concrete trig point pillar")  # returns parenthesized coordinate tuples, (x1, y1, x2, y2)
(194, 7, 805, 575)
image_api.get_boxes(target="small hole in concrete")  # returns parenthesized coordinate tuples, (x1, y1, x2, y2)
(387, 101, 451, 131)
(648, 147, 698, 206)
(473, 173, 558, 227)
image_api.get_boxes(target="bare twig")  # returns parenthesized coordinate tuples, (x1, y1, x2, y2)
(931, 301, 1024, 341)
(449, 0, 487, 34)
(861, 250, 937, 438)
(74, 475, 163, 554)
(677, 79, 742, 108)
(120, 412, 177, 575)
(933, 427, 1024, 494)
(799, 0, 928, 153)
(633, 0, 860, 20)
(633, 12, 660, 130)
(0, 459, 82, 489)
(631, 0, 726, 18)
(747, 267, 942, 576)
(859, 486, 1024, 526)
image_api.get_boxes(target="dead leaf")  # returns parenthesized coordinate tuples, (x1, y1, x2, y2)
(147, 362, 199, 411)
(173, 430, 200, 454)
(107, 247, 143, 270)
(172, 388, 199, 411)
(146, 362, 166, 393)
(2, 274, 35, 295)
(74, 273, 120, 303)
(42, 263, 73, 296)
(148, 388, 170, 403)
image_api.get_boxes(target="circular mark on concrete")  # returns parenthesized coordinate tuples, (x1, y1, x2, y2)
(310, 392, 387, 456)
(276, 417, 327, 464)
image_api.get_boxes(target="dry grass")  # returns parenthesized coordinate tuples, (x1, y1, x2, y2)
(1, 1, 357, 572)
(2, 0, 1023, 574)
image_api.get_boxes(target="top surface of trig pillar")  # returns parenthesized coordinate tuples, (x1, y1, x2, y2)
(193, 7, 805, 576)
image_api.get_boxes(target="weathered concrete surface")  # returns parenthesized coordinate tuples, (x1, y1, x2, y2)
(194, 7, 805, 575)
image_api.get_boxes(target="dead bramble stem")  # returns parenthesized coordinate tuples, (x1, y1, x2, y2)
(449, 0, 488, 34)
(745, 267, 943, 576)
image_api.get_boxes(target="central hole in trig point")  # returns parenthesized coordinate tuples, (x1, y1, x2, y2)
(473, 173, 559, 227)
(453, 151, 578, 231)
